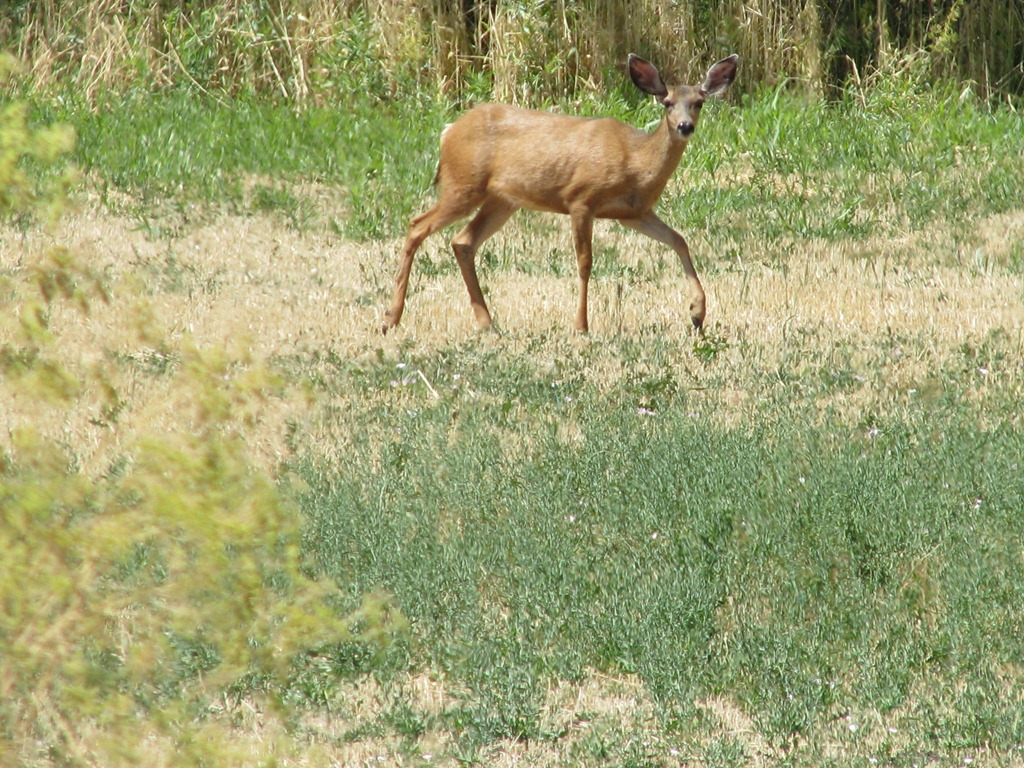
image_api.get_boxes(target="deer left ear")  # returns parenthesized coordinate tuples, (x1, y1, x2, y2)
(628, 54, 669, 100)
(701, 54, 738, 97)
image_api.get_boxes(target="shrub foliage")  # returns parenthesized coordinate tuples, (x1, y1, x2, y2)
(0, 53, 406, 766)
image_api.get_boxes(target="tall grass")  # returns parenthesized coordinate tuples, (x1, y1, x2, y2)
(2, 0, 1022, 103)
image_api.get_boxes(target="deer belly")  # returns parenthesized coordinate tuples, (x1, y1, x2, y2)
(595, 191, 655, 219)
(489, 177, 572, 215)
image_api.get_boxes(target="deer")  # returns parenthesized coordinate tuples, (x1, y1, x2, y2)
(381, 52, 739, 336)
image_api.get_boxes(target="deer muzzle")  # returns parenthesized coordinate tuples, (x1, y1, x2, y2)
(677, 121, 695, 137)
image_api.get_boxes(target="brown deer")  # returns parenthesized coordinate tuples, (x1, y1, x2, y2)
(382, 52, 738, 335)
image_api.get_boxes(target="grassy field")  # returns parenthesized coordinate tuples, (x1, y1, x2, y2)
(3, 53, 1024, 767)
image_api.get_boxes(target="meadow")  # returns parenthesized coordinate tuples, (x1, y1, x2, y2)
(3, 8, 1024, 766)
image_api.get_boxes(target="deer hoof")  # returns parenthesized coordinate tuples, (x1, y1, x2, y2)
(691, 315, 704, 332)
(382, 310, 400, 335)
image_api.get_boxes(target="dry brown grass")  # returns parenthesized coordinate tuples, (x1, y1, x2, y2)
(4, 204, 1019, 454)
(3, 198, 1022, 481)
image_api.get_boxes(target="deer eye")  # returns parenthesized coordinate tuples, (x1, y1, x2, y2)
(661, 97, 675, 108)
(693, 100, 705, 110)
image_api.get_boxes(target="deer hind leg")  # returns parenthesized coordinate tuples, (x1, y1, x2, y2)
(571, 212, 595, 333)
(450, 199, 517, 330)
(383, 194, 479, 335)
(620, 212, 706, 330)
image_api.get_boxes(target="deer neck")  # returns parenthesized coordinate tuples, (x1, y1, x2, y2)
(636, 116, 688, 190)
(655, 115, 688, 169)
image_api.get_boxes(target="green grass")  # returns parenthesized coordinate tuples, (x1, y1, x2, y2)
(673, 85, 1024, 247)
(30, 73, 1024, 245)
(290, 337, 1024, 760)
(36, 91, 448, 238)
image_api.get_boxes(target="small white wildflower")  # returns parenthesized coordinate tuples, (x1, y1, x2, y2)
(396, 362, 407, 369)
(868, 427, 881, 439)
(651, 532, 659, 540)
(567, 515, 576, 523)
(637, 406, 657, 416)
(978, 367, 989, 375)
(973, 498, 983, 510)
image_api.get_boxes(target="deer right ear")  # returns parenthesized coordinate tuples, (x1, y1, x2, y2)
(628, 54, 668, 100)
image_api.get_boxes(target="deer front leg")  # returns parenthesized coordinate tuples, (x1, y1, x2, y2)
(620, 211, 706, 330)
(570, 212, 595, 332)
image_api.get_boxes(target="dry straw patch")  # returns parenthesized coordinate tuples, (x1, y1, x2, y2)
(263, 670, 764, 767)
(2, 201, 375, 475)
(383, 211, 1024, 419)
(4, 202, 1023, 477)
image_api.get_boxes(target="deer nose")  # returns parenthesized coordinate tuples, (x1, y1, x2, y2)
(677, 121, 695, 137)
